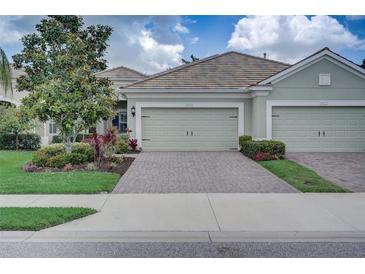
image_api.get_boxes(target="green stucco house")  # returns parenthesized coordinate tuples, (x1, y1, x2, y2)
(119, 48, 365, 152)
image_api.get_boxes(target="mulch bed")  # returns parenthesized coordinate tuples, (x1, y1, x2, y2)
(23, 157, 135, 175)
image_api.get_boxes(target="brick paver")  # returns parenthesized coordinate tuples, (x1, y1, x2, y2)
(113, 152, 297, 193)
(286, 152, 365, 192)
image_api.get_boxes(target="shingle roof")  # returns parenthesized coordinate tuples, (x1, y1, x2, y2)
(95, 66, 147, 78)
(125, 51, 290, 89)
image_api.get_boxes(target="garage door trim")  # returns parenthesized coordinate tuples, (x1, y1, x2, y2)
(135, 102, 245, 147)
(266, 100, 365, 139)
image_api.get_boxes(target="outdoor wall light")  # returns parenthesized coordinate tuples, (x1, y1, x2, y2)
(131, 106, 136, 117)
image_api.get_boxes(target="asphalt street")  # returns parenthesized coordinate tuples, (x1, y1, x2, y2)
(1, 242, 365, 258)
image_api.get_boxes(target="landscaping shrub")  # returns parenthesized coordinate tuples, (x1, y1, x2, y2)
(241, 140, 285, 160)
(119, 133, 129, 142)
(117, 138, 129, 154)
(22, 163, 41, 172)
(66, 152, 88, 165)
(128, 138, 138, 151)
(31, 151, 48, 167)
(0, 133, 40, 150)
(71, 142, 94, 162)
(52, 134, 93, 144)
(51, 135, 63, 144)
(46, 153, 69, 168)
(254, 152, 277, 161)
(40, 144, 67, 157)
(239, 135, 252, 147)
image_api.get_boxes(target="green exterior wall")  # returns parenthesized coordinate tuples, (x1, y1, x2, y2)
(252, 58, 365, 138)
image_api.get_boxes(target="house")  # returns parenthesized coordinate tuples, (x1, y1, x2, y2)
(121, 48, 365, 152)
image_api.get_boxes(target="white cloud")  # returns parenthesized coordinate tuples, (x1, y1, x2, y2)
(85, 16, 185, 74)
(0, 16, 26, 44)
(190, 37, 199, 44)
(133, 29, 184, 71)
(228, 15, 365, 63)
(174, 23, 190, 34)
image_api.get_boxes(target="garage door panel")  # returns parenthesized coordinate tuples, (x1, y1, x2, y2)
(141, 108, 238, 151)
(272, 106, 365, 152)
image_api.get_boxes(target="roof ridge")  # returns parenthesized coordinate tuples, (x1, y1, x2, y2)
(123, 53, 224, 88)
(96, 65, 147, 77)
(225, 51, 291, 66)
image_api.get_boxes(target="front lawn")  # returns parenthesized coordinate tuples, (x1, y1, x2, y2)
(259, 160, 348, 193)
(0, 151, 120, 194)
(0, 207, 96, 231)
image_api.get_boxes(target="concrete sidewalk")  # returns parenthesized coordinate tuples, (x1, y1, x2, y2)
(1, 193, 365, 242)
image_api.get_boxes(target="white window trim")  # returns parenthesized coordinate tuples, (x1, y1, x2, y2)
(266, 100, 365, 139)
(48, 120, 58, 136)
(135, 102, 245, 146)
(319, 73, 331, 86)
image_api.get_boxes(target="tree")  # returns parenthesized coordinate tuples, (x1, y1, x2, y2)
(0, 105, 34, 150)
(0, 47, 12, 95)
(361, 59, 365, 69)
(13, 16, 117, 151)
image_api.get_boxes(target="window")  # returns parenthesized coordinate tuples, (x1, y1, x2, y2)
(49, 121, 57, 135)
(112, 109, 128, 133)
(319, 73, 331, 86)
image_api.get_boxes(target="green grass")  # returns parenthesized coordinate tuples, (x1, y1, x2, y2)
(259, 160, 348, 193)
(0, 150, 120, 194)
(0, 207, 96, 231)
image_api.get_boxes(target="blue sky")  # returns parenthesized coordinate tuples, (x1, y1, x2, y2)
(1, 15, 365, 74)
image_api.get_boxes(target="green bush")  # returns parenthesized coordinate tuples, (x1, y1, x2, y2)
(0, 133, 40, 150)
(71, 142, 94, 161)
(32, 144, 66, 167)
(239, 135, 252, 147)
(41, 144, 66, 157)
(46, 153, 69, 168)
(241, 140, 285, 160)
(66, 152, 88, 165)
(117, 138, 129, 154)
(51, 135, 63, 144)
(31, 151, 48, 167)
(119, 134, 129, 142)
(51, 134, 93, 144)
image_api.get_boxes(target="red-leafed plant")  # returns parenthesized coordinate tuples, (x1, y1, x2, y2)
(84, 133, 105, 165)
(128, 138, 138, 151)
(102, 127, 118, 158)
(254, 152, 276, 161)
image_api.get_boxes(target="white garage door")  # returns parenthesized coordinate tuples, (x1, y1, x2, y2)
(141, 108, 239, 151)
(272, 106, 365, 152)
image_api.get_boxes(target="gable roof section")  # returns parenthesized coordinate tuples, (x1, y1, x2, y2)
(96, 65, 147, 79)
(259, 47, 365, 85)
(125, 51, 289, 89)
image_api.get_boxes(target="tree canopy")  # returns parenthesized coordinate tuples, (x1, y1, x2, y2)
(13, 16, 117, 147)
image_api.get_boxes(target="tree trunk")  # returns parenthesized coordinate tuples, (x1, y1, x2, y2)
(65, 135, 72, 153)
(15, 133, 19, 150)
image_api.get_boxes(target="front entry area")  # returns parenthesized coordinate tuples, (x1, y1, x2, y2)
(272, 106, 365, 152)
(141, 108, 239, 151)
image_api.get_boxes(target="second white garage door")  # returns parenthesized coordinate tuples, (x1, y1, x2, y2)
(141, 108, 239, 151)
(272, 106, 365, 152)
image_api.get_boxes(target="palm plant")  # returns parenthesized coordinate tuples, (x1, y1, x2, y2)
(0, 47, 12, 95)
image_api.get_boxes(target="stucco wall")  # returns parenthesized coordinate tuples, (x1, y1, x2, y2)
(251, 58, 365, 138)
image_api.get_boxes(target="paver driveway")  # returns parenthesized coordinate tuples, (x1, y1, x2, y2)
(113, 152, 297, 193)
(286, 153, 365, 192)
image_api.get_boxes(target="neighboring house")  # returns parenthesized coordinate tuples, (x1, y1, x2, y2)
(0, 66, 147, 145)
(121, 48, 365, 152)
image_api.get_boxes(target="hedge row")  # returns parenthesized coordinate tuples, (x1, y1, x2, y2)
(0, 133, 41, 150)
(241, 140, 285, 159)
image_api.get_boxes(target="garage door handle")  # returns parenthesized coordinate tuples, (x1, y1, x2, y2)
(187, 131, 189, 136)
(318, 131, 320, 137)
(323, 131, 325, 137)
(191, 131, 193, 136)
